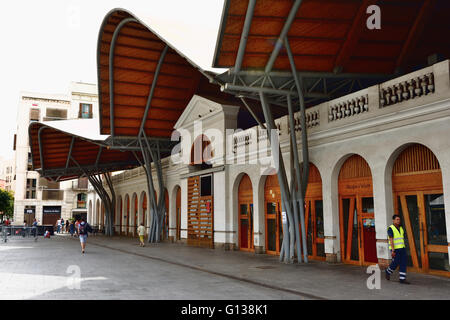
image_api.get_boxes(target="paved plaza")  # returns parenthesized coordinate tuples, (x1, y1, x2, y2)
(0, 235, 449, 300)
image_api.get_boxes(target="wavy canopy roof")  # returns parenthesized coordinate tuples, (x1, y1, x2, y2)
(97, 9, 235, 138)
(29, 121, 141, 181)
(213, 0, 450, 74)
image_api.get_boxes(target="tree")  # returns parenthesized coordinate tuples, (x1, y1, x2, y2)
(0, 189, 14, 222)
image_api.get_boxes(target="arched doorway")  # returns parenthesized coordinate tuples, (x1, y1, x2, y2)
(162, 189, 169, 240)
(175, 186, 181, 241)
(96, 199, 100, 227)
(132, 193, 138, 236)
(101, 202, 105, 231)
(125, 194, 130, 236)
(238, 174, 254, 251)
(304, 163, 325, 260)
(392, 144, 449, 275)
(88, 200, 93, 224)
(141, 192, 147, 232)
(338, 155, 377, 266)
(118, 196, 122, 235)
(190, 134, 213, 168)
(264, 174, 283, 255)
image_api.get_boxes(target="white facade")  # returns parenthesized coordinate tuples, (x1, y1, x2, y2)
(13, 82, 98, 225)
(87, 61, 450, 274)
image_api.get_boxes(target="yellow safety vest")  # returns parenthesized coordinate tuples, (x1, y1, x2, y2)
(388, 224, 405, 250)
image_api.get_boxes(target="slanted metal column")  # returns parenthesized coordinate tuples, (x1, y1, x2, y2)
(70, 157, 116, 236)
(134, 44, 169, 244)
(109, 17, 138, 139)
(259, 91, 296, 263)
(234, 0, 256, 74)
(285, 37, 310, 262)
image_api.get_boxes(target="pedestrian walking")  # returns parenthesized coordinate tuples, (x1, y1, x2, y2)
(56, 219, 61, 233)
(137, 223, 146, 247)
(69, 220, 75, 237)
(75, 219, 80, 237)
(65, 220, 70, 233)
(385, 214, 410, 284)
(61, 218, 65, 234)
(32, 219, 38, 237)
(77, 218, 92, 254)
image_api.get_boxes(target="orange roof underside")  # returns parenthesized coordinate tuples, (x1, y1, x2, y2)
(213, 0, 450, 74)
(29, 123, 139, 180)
(98, 10, 213, 137)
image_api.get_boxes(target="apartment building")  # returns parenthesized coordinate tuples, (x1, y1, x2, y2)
(13, 82, 98, 226)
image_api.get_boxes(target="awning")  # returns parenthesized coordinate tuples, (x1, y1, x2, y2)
(29, 120, 142, 181)
(213, 0, 449, 74)
(97, 8, 243, 139)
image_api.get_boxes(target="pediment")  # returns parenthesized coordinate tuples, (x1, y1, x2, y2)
(174, 95, 224, 129)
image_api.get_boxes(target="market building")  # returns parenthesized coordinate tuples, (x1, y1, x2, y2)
(29, 1, 450, 277)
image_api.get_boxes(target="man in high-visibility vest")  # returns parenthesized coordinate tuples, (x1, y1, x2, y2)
(385, 214, 410, 284)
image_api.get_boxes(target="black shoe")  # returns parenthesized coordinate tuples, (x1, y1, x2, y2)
(385, 272, 390, 280)
(399, 280, 410, 284)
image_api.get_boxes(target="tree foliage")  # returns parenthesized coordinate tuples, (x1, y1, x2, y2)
(0, 189, 14, 220)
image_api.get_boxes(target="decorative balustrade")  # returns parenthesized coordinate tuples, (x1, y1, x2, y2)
(290, 110, 320, 133)
(233, 131, 252, 153)
(328, 94, 369, 122)
(379, 72, 434, 108)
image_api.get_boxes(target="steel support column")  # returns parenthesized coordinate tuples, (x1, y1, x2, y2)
(234, 0, 256, 74)
(259, 91, 296, 263)
(70, 156, 116, 236)
(264, 0, 303, 74)
(285, 37, 309, 262)
(109, 17, 138, 138)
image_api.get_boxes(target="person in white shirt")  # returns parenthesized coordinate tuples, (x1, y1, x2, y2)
(137, 223, 146, 247)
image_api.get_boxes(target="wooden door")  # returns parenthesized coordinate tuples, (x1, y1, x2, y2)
(133, 195, 138, 236)
(392, 144, 449, 276)
(304, 198, 326, 260)
(118, 198, 122, 235)
(125, 196, 130, 236)
(394, 192, 449, 274)
(43, 213, 60, 227)
(238, 174, 254, 251)
(163, 189, 169, 240)
(24, 212, 35, 226)
(142, 193, 147, 235)
(265, 174, 283, 255)
(339, 195, 377, 265)
(176, 187, 181, 240)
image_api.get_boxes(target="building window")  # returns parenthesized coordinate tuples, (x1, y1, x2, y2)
(28, 152, 33, 171)
(77, 193, 87, 208)
(30, 108, 40, 121)
(44, 108, 67, 121)
(26, 178, 37, 199)
(79, 103, 93, 119)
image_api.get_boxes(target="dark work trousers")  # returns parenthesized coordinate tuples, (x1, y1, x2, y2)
(386, 247, 407, 281)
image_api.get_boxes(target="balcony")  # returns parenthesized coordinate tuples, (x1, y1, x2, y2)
(72, 178, 88, 190)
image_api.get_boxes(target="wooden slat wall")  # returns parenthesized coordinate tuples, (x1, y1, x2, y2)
(305, 163, 322, 199)
(238, 174, 253, 202)
(338, 155, 372, 180)
(393, 144, 440, 175)
(187, 176, 214, 248)
(393, 144, 443, 192)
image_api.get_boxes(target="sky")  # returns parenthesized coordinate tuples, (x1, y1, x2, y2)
(0, 0, 226, 161)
